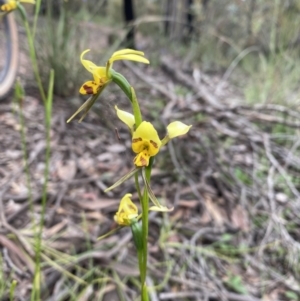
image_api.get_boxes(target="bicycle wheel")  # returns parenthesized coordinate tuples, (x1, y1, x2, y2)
(0, 12, 19, 100)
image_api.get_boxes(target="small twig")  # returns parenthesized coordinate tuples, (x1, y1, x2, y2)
(263, 134, 300, 200)
(160, 56, 225, 110)
(239, 109, 300, 128)
(234, 103, 300, 120)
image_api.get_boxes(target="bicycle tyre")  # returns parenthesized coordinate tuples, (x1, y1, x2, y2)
(0, 12, 19, 100)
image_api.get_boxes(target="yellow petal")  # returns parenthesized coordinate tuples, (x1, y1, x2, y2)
(112, 49, 145, 57)
(80, 50, 108, 84)
(132, 121, 161, 155)
(92, 67, 107, 83)
(114, 194, 138, 226)
(110, 54, 149, 65)
(106, 49, 149, 76)
(115, 105, 135, 131)
(79, 80, 101, 95)
(80, 50, 97, 72)
(149, 205, 174, 212)
(134, 122, 161, 143)
(167, 121, 192, 139)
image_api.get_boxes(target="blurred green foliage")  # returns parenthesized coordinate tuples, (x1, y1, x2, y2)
(224, 275, 248, 295)
(34, 0, 300, 104)
(36, 0, 87, 96)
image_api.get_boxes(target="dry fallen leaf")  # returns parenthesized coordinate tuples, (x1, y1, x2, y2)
(0, 235, 35, 274)
(57, 160, 77, 181)
(204, 195, 226, 227)
(231, 204, 249, 232)
(43, 219, 68, 239)
(74, 198, 119, 210)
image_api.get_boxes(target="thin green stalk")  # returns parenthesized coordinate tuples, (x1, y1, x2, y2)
(131, 218, 146, 300)
(15, 84, 35, 226)
(137, 249, 144, 284)
(113, 57, 151, 301)
(134, 162, 150, 301)
(270, 0, 280, 55)
(130, 87, 142, 127)
(113, 270, 126, 301)
(20, 4, 54, 291)
(140, 187, 149, 301)
(133, 172, 145, 299)
(140, 158, 154, 300)
(142, 284, 148, 301)
(9, 280, 17, 301)
(31, 69, 54, 301)
(18, 4, 46, 103)
(132, 142, 151, 301)
(140, 186, 148, 284)
(32, 0, 42, 38)
(135, 173, 142, 201)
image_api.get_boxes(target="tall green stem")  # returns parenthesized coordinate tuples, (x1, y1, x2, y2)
(113, 63, 150, 301)
(31, 70, 54, 301)
(14, 83, 35, 226)
(18, 4, 46, 104)
(130, 87, 142, 127)
(139, 157, 154, 301)
(141, 187, 149, 286)
(32, 0, 42, 38)
(17, 5, 54, 300)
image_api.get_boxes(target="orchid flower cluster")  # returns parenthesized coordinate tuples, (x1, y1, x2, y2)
(68, 49, 192, 300)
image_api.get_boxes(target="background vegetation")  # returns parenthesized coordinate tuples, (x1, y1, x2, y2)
(31, 0, 300, 105)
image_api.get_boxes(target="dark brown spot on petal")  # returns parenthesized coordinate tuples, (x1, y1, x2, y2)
(133, 154, 147, 166)
(83, 85, 94, 94)
(140, 155, 147, 166)
(150, 140, 158, 148)
(132, 137, 142, 143)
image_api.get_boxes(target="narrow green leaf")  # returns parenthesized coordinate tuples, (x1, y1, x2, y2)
(285, 291, 298, 300)
(131, 87, 142, 128)
(104, 167, 140, 192)
(9, 280, 17, 301)
(141, 170, 162, 208)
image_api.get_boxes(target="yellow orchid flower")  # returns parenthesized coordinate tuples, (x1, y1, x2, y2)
(115, 107, 192, 167)
(79, 50, 109, 95)
(68, 49, 149, 123)
(1, 0, 35, 12)
(114, 194, 138, 226)
(79, 49, 149, 95)
(132, 121, 161, 167)
(114, 194, 173, 226)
